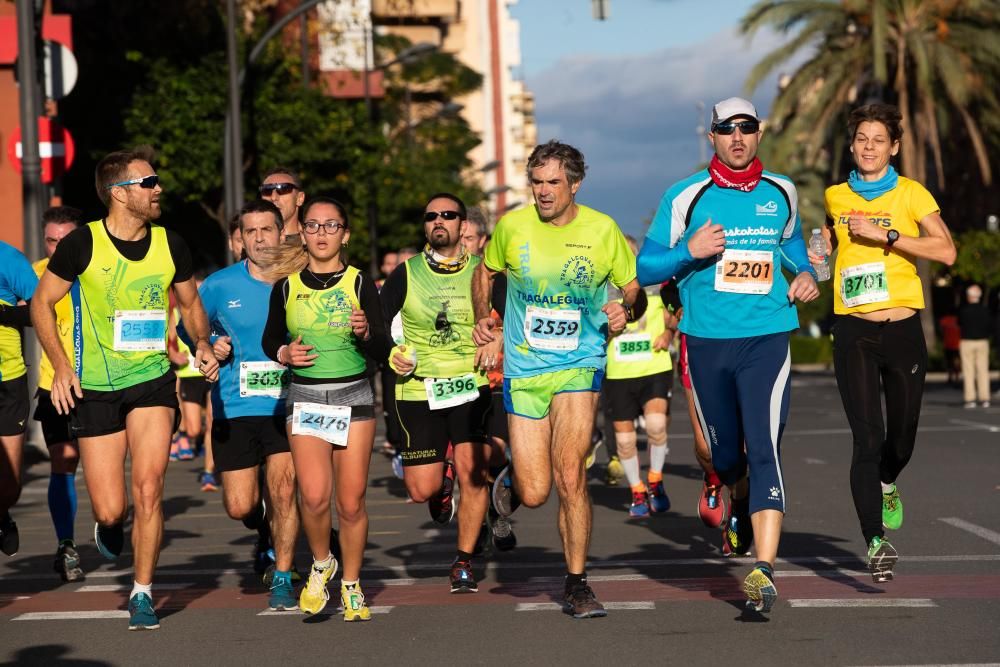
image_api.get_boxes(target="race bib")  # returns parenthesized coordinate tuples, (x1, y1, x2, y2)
(614, 333, 653, 362)
(239, 361, 290, 398)
(840, 262, 889, 308)
(113, 310, 167, 352)
(525, 306, 581, 351)
(424, 373, 479, 410)
(715, 250, 774, 295)
(291, 402, 351, 446)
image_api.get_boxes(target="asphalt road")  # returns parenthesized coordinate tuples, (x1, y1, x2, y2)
(1, 374, 999, 667)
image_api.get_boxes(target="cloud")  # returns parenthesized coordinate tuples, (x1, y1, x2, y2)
(526, 27, 811, 234)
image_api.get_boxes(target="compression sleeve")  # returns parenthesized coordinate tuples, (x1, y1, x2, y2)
(355, 272, 391, 363)
(636, 237, 697, 287)
(261, 278, 291, 362)
(0, 303, 32, 327)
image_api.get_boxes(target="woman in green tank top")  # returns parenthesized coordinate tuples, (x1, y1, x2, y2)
(260, 196, 390, 619)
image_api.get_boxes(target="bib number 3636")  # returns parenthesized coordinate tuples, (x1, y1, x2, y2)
(240, 361, 290, 398)
(524, 306, 581, 351)
(291, 402, 351, 446)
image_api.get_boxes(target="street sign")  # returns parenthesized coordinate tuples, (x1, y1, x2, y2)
(6, 118, 76, 184)
(43, 40, 78, 99)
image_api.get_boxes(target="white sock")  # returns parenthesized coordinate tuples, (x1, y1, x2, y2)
(342, 579, 359, 589)
(881, 482, 895, 494)
(648, 442, 667, 475)
(130, 581, 152, 600)
(621, 455, 641, 488)
(314, 553, 334, 570)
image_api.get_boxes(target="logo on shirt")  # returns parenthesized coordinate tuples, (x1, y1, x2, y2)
(726, 226, 779, 238)
(836, 209, 892, 228)
(755, 201, 779, 217)
(770, 486, 781, 499)
(560, 255, 595, 288)
(137, 282, 166, 309)
(227, 299, 241, 309)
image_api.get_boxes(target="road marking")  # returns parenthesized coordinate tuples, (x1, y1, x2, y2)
(515, 601, 654, 612)
(803, 457, 827, 465)
(850, 664, 1000, 667)
(12, 611, 130, 621)
(76, 583, 194, 593)
(939, 518, 1000, 547)
(257, 606, 393, 616)
(788, 598, 936, 608)
(949, 418, 1000, 433)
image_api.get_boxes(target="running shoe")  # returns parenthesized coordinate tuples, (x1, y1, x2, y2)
(699, 483, 726, 529)
(584, 434, 603, 469)
(54, 540, 84, 582)
(199, 471, 219, 492)
(564, 583, 607, 619)
(491, 464, 521, 518)
(263, 561, 303, 586)
(0, 515, 18, 556)
(391, 453, 404, 480)
(252, 537, 273, 575)
(429, 460, 456, 525)
(488, 506, 517, 552)
(882, 485, 903, 531)
(866, 536, 898, 583)
(169, 434, 181, 461)
(964, 401, 977, 409)
(723, 502, 753, 557)
(629, 490, 651, 518)
(127, 593, 159, 631)
(341, 583, 372, 621)
(174, 432, 195, 461)
(299, 557, 339, 614)
(268, 573, 298, 611)
(743, 565, 778, 613)
(94, 521, 125, 561)
(450, 558, 478, 593)
(648, 480, 671, 513)
(605, 456, 624, 486)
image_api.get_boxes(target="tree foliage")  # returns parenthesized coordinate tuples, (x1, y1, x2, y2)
(951, 230, 1000, 287)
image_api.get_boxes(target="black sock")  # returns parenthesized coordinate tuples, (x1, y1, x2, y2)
(455, 550, 473, 563)
(489, 465, 505, 480)
(565, 571, 587, 590)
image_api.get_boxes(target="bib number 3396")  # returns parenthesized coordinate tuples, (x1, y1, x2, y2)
(524, 306, 581, 351)
(424, 374, 479, 410)
(291, 402, 351, 446)
(714, 250, 774, 295)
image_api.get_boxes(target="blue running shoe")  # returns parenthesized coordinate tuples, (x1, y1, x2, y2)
(391, 453, 404, 480)
(723, 501, 753, 557)
(94, 521, 124, 561)
(268, 573, 298, 611)
(648, 480, 670, 513)
(629, 491, 650, 518)
(128, 593, 159, 630)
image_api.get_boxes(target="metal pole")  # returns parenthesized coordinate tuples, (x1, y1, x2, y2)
(226, 0, 243, 219)
(300, 12, 309, 88)
(16, 0, 43, 262)
(364, 22, 379, 279)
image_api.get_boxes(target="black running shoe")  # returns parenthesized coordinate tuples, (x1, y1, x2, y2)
(94, 521, 124, 561)
(488, 506, 517, 552)
(0, 515, 18, 556)
(429, 460, 456, 525)
(564, 584, 607, 619)
(54, 540, 84, 582)
(723, 499, 753, 557)
(450, 559, 478, 593)
(491, 464, 522, 518)
(252, 537, 272, 575)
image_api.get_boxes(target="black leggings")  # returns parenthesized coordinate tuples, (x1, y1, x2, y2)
(833, 314, 926, 544)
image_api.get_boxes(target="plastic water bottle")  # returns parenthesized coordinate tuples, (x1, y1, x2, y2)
(809, 229, 831, 281)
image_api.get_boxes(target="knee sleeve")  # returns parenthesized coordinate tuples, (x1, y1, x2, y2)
(615, 430, 638, 459)
(644, 413, 668, 447)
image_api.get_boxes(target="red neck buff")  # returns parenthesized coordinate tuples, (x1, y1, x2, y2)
(709, 155, 764, 192)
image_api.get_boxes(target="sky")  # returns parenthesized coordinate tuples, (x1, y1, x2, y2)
(508, 0, 807, 236)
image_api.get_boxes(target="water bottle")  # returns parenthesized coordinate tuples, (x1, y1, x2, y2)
(809, 229, 831, 281)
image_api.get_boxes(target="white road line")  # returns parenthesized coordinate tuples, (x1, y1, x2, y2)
(849, 664, 1000, 667)
(515, 601, 654, 611)
(76, 583, 194, 593)
(949, 418, 1000, 433)
(788, 598, 936, 608)
(803, 457, 827, 465)
(939, 518, 1000, 546)
(257, 606, 393, 616)
(12, 611, 130, 621)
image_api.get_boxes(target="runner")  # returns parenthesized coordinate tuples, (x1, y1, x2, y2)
(30, 206, 85, 579)
(637, 98, 819, 613)
(31, 147, 219, 631)
(183, 199, 302, 610)
(259, 166, 305, 242)
(169, 293, 211, 465)
(472, 140, 642, 618)
(0, 241, 40, 559)
(381, 193, 496, 591)
(814, 103, 956, 583)
(261, 196, 389, 619)
(229, 214, 244, 262)
(603, 236, 675, 518)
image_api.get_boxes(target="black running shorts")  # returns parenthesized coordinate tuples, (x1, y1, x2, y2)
(0, 375, 29, 436)
(603, 371, 673, 423)
(33, 388, 73, 445)
(70, 372, 179, 438)
(212, 414, 290, 473)
(396, 386, 490, 466)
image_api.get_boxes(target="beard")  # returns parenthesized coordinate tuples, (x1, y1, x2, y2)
(126, 194, 160, 221)
(429, 229, 453, 249)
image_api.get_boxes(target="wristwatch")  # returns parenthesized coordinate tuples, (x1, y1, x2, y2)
(622, 303, 635, 323)
(886, 229, 900, 247)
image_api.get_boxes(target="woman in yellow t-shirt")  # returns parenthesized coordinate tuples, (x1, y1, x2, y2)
(813, 103, 956, 584)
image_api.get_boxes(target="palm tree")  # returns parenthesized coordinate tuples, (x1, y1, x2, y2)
(741, 0, 1000, 346)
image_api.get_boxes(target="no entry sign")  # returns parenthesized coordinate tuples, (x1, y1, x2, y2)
(6, 117, 75, 183)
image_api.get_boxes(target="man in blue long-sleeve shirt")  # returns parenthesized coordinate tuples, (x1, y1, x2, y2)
(637, 97, 818, 615)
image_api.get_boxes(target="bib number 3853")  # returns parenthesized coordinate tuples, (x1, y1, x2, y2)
(714, 250, 774, 295)
(113, 310, 167, 352)
(524, 306, 581, 351)
(291, 402, 351, 446)
(840, 262, 889, 308)
(613, 333, 653, 362)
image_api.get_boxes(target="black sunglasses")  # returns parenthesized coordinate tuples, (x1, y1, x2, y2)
(712, 120, 760, 135)
(423, 210, 461, 222)
(259, 182, 297, 196)
(106, 174, 159, 190)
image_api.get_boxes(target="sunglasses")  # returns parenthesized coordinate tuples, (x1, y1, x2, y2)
(303, 221, 346, 234)
(423, 210, 462, 222)
(259, 182, 297, 196)
(712, 120, 760, 135)
(106, 174, 159, 190)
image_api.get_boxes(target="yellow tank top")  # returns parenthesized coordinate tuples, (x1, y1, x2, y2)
(605, 290, 673, 380)
(33, 258, 75, 391)
(824, 177, 939, 315)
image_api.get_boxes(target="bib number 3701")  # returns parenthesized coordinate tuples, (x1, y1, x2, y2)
(291, 402, 351, 446)
(840, 262, 889, 308)
(524, 306, 581, 351)
(715, 250, 774, 295)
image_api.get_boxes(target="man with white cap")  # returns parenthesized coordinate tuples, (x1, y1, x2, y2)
(636, 97, 819, 614)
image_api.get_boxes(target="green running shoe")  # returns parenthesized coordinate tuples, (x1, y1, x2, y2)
(882, 486, 903, 530)
(866, 536, 898, 583)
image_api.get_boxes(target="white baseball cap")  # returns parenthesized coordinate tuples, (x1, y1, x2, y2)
(711, 97, 759, 126)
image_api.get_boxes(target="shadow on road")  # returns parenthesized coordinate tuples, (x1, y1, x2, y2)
(0, 644, 112, 667)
